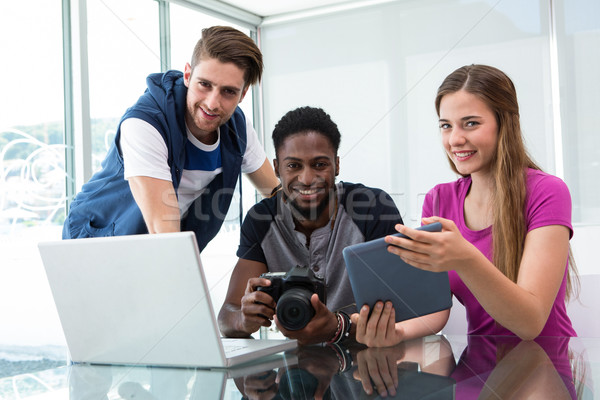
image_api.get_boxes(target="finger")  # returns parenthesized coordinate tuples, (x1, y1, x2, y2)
(242, 296, 275, 318)
(252, 292, 277, 310)
(387, 306, 398, 342)
(310, 293, 325, 310)
(376, 355, 396, 396)
(350, 312, 359, 326)
(366, 302, 384, 338)
(427, 216, 456, 232)
(367, 361, 387, 397)
(386, 246, 427, 270)
(387, 353, 399, 390)
(377, 302, 394, 338)
(385, 236, 422, 254)
(356, 356, 374, 395)
(389, 224, 439, 246)
(247, 277, 272, 293)
(421, 216, 440, 225)
(355, 305, 370, 341)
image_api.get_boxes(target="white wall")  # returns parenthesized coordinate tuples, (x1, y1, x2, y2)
(259, 0, 599, 273)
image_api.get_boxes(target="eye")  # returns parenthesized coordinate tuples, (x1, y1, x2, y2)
(286, 162, 300, 169)
(465, 120, 480, 127)
(223, 88, 238, 97)
(314, 161, 329, 169)
(439, 123, 451, 129)
(199, 81, 211, 89)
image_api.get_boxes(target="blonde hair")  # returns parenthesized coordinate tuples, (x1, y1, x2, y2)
(435, 64, 578, 298)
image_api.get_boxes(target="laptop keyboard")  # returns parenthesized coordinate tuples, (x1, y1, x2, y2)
(222, 339, 249, 353)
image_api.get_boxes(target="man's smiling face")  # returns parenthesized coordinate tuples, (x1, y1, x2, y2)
(274, 131, 339, 222)
(183, 57, 248, 142)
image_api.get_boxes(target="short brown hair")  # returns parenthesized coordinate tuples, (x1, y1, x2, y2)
(191, 26, 263, 88)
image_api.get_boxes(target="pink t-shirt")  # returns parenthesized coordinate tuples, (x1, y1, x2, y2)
(422, 168, 576, 337)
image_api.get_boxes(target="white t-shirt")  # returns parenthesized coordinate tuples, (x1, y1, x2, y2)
(120, 117, 266, 215)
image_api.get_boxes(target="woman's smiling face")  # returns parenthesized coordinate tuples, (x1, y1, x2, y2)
(439, 90, 499, 178)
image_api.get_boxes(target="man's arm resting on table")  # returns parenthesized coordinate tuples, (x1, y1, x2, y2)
(247, 158, 279, 198)
(218, 258, 272, 337)
(128, 176, 180, 233)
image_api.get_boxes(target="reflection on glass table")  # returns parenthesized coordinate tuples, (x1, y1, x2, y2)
(0, 335, 595, 399)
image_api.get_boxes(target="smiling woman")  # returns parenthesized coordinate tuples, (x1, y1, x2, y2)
(353, 65, 578, 347)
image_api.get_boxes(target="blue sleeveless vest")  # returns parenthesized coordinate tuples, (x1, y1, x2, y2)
(63, 70, 247, 252)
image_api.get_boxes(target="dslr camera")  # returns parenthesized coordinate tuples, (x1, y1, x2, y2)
(257, 266, 326, 331)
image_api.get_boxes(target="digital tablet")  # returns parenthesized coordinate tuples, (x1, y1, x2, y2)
(342, 222, 452, 322)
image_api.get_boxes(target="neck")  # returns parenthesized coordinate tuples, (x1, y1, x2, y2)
(193, 129, 218, 145)
(186, 120, 218, 145)
(469, 171, 494, 197)
(465, 173, 495, 229)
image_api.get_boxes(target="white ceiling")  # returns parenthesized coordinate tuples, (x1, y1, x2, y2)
(218, 0, 364, 18)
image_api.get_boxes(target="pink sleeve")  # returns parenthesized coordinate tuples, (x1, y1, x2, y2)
(525, 172, 573, 238)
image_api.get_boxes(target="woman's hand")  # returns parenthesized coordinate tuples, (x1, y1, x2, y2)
(353, 345, 403, 397)
(384, 217, 478, 274)
(351, 301, 405, 348)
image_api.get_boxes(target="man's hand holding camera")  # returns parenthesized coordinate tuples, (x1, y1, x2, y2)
(250, 266, 340, 345)
(275, 293, 338, 345)
(239, 277, 277, 334)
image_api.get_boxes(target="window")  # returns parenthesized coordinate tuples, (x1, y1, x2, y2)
(556, 0, 600, 224)
(0, 2, 66, 346)
(87, 0, 160, 170)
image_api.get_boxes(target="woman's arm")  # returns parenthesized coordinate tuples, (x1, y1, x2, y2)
(386, 217, 570, 340)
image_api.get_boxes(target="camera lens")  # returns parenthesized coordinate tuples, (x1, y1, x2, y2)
(276, 288, 315, 331)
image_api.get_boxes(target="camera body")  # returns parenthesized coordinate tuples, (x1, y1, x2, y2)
(257, 265, 326, 331)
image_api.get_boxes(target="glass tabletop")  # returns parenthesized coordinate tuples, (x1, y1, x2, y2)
(1, 334, 597, 399)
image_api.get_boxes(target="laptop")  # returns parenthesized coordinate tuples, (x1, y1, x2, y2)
(342, 223, 452, 322)
(38, 232, 297, 368)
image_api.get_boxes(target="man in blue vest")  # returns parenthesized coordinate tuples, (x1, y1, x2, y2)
(63, 26, 278, 252)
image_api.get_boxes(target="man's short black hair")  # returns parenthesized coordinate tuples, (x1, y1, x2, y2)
(272, 106, 341, 158)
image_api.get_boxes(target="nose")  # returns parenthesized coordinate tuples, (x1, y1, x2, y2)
(298, 167, 316, 185)
(205, 90, 220, 111)
(448, 127, 466, 147)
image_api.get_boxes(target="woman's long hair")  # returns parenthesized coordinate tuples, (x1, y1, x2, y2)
(434, 64, 578, 299)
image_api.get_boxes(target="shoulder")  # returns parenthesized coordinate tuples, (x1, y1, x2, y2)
(230, 107, 247, 129)
(243, 194, 278, 224)
(338, 182, 398, 216)
(526, 168, 569, 192)
(524, 168, 573, 235)
(338, 182, 402, 236)
(525, 169, 571, 206)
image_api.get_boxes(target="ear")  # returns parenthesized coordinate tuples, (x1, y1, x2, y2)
(183, 63, 192, 87)
(273, 158, 280, 178)
(335, 156, 340, 176)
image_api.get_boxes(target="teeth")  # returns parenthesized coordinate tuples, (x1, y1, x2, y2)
(455, 151, 474, 157)
(201, 107, 216, 116)
(298, 189, 317, 195)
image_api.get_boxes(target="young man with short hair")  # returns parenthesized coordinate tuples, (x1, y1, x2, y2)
(218, 106, 403, 345)
(63, 26, 278, 252)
